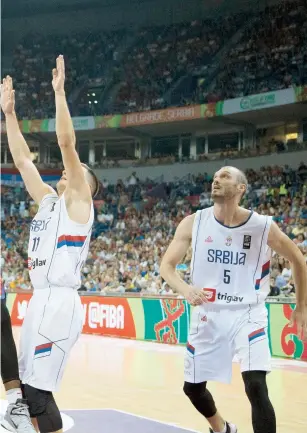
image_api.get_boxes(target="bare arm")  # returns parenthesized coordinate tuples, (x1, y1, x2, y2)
(268, 222, 307, 307)
(1, 77, 55, 204)
(160, 214, 208, 305)
(53, 56, 92, 222)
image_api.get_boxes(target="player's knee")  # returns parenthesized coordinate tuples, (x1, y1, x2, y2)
(242, 371, 268, 404)
(183, 381, 207, 399)
(183, 382, 217, 418)
(23, 385, 62, 433)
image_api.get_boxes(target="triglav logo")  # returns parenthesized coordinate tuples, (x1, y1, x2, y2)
(202, 288, 216, 302)
(205, 236, 213, 243)
(28, 257, 46, 270)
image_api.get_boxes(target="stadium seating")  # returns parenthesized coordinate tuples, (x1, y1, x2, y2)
(8, 0, 307, 118)
(1, 166, 306, 297)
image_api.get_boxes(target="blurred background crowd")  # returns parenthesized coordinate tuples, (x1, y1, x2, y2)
(1, 163, 306, 299)
(1, 0, 307, 301)
(3, 0, 306, 118)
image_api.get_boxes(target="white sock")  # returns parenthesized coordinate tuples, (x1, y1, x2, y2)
(213, 422, 227, 433)
(6, 388, 23, 404)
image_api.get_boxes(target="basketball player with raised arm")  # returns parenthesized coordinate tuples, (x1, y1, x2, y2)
(0, 56, 98, 433)
(160, 166, 307, 433)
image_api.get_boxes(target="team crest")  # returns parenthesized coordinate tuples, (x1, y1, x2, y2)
(225, 236, 232, 246)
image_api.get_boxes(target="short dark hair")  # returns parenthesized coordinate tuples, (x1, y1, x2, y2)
(81, 163, 100, 198)
(235, 168, 248, 200)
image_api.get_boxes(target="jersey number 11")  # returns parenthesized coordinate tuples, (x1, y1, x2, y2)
(32, 237, 41, 252)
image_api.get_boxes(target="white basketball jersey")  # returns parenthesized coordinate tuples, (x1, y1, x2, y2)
(191, 207, 272, 305)
(28, 192, 94, 290)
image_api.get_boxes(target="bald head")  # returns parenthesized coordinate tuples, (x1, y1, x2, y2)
(212, 166, 248, 202)
(225, 166, 248, 191)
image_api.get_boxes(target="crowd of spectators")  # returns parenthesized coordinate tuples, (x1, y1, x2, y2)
(198, 0, 307, 103)
(109, 14, 244, 114)
(1, 164, 306, 299)
(8, 0, 306, 118)
(11, 29, 127, 119)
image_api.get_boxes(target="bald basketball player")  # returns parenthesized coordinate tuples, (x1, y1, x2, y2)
(1, 56, 98, 433)
(160, 166, 307, 433)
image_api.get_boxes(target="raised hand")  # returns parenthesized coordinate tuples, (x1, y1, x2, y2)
(52, 55, 65, 94)
(0, 76, 15, 115)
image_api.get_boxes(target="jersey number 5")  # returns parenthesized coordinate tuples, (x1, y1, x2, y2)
(32, 237, 40, 252)
(223, 269, 231, 284)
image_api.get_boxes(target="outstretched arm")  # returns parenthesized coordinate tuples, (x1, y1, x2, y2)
(268, 222, 307, 339)
(1, 76, 55, 204)
(53, 55, 91, 202)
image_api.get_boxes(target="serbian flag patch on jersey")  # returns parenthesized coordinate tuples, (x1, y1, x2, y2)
(248, 328, 265, 343)
(34, 342, 53, 358)
(255, 260, 270, 290)
(187, 342, 195, 355)
(57, 235, 87, 249)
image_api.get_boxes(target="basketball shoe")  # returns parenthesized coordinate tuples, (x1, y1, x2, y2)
(209, 421, 238, 433)
(1, 399, 37, 433)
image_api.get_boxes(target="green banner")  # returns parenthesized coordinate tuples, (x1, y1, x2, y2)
(94, 114, 123, 129)
(294, 85, 307, 102)
(143, 298, 190, 344)
(267, 303, 307, 360)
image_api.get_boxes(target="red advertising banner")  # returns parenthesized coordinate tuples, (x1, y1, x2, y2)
(81, 296, 136, 338)
(9, 293, 136, 339)
(10, 293, 32, 326)
(122, 105, 202, 127)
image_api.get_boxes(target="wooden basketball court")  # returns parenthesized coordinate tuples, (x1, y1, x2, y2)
(1, 327, 307, 432)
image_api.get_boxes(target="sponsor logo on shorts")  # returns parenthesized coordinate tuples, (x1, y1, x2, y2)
(184, 357, 193, 376)
(28, 257, 46, 270)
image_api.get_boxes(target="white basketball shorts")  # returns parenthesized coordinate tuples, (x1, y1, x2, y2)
(184, 302, 271, 384)
(19, 287, 83, 392)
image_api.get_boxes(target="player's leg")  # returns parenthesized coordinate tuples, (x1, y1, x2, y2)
(234, 304, 276, 433)
(242, 371, 276, 433)
(183, 381, 231, 432)
(183, 306, 237, 433)
(21, 290, 83, 433)
(1, 300, 36, 433)
(23, 385, 62, 433)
